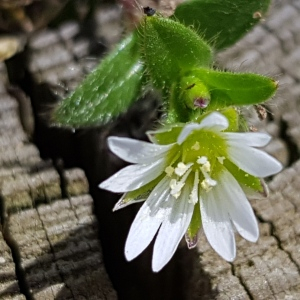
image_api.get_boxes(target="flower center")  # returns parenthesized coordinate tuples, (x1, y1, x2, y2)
(165, 129, 228, 201)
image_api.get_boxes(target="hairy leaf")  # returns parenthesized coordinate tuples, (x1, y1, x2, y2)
(174, 0, 271, 50)
(189, 68, 277, 108)
(141, 15, 212, 90)
(53, 32, 143, 127)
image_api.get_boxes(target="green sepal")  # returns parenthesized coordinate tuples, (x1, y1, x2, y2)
(224, 159, 263, 192)
(185, 201, 201, 248)
(167, 81, 193, 123)
(150, 107, 240, 143)
(219, 107, 239, 132)
(113, 174, 164, 211)
(53, 32, 144, 128)
(148, 125, 184, 145)
(188, 68, 277, 109)
(141, 15, 212, 90)
(173, 0, 271, 50)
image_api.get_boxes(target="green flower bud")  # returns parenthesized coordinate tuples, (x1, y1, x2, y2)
(179, 76, 211, 110)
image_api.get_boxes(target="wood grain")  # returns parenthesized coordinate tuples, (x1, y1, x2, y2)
(1, 0, 300, 299)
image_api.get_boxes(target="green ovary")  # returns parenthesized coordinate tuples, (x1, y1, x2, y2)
(181, 129, 228, 178)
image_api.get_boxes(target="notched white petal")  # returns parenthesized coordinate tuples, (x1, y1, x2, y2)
(108, 136, 172, 164)
(198, 112, 229, 131)
(200, 191, 236, 262)
(228, 144, 282, 177)
(124, 177, 172, 261)
(224, 132, 271, 147)
(217, 170, 259, 242)
(152, 184, 194, 272)
(99, 157, 166, 193)
(177, 112, 228, 145)
(177, 123, 201, 145)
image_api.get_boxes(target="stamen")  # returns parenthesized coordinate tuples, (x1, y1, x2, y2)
(171, 182, 185, 199)
(201, 179, 216, 192)
(170, 168, 192, 199)
(191, 141, 200, 151)
(189, 170, 199, 204)
(202, 161, 211, 173)
(199, 161, 217, 192)
(197, 156, 208, 165)
(165, 166, 174, 176)
(217, 156, 225, 164)
(170, 179, 177, 189)
(174, 162, 193, 176)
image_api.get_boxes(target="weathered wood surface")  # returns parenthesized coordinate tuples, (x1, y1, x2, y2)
(1, 0, 300, 299)
(0, 63, 117, 299)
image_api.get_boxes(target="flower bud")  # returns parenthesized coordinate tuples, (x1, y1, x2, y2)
(179, 76, 211, 110)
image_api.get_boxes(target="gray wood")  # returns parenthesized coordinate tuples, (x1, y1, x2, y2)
(0, 60, 117, 299)
(2, 0, 300, 299)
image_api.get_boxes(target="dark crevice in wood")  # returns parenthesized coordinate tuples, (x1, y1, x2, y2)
(230, 263, 254, 300)
(7, 84, 35, 139)
(0, 196, 34, 300)
(279, 118, 299, 166)
(53, 158, 69, 199)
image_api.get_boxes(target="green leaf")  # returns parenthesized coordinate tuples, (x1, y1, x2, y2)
(141, 15, 212, 90)
(173, 0, 271, 50)
(189, 68, 277, 108)
(53, 32, 144, 127)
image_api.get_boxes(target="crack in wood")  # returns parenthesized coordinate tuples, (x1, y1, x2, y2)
(279, 118, 300, 166)
(1, 196, 34, 300)
(35, 203, 75, 299)
(230, 263, 254, 300)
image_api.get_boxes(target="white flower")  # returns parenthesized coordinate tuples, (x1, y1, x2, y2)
(99, 112, 282, 272)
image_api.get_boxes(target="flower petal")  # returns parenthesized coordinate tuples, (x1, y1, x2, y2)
(198, 112, 229, 131)
(217, 169, 259, 242)
(152, 184, 194, 272)
(125, 176, 172, 261)
(200, 189, 236, 262)
(177, 123, 202, 145)
(228, 143, 282, 177)
(224, 132, 271, 147)
(108, 136, 173, 164)
(177, 112, 228, 144)
(99, 157, 165, 192)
